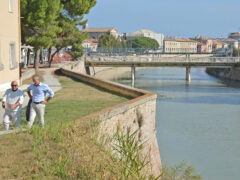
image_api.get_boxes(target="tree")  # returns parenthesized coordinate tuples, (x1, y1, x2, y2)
(47, 15, 88, 67)
(21, 0, 96, 69)
(127, 37, 159, 49)
(98, 34, 116, 49)
(47, 0, 96, 67)
(21, 0, 63, 71)
(233, 47, 240, 57)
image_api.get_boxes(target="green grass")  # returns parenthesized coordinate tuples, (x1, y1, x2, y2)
(0, 73, 201, 179)
(161, 162, 202, 180)
(0, 73, 130, 179)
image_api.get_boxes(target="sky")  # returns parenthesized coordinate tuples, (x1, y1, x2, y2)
(85, 0, 240, 38)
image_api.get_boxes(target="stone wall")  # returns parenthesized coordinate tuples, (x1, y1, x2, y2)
(21, 69, 36, 82)
(206, 67, 240, 81)
(62, 61, 87, 74)
(60, 66, 162, 176)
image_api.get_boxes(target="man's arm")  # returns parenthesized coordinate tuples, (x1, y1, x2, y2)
(27, 84, 32, 100)
(11, 102, 21, 110)
(27, 91, 32, 100)
(2, 101, 6, 108)
(2, 90, 8, 108)
(42, 96, 52, 104)
(11, 91, 24, 109)
(42, 85, 54, 104)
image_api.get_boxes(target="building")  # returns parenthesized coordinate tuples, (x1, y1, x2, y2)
(214, 38, 239, 49)
(125, 30, 164, 49)
(212, 38, 239, 55)
(197, 40, 213, 53)
(0, 0, 21, 92)
(212, 41, 223, 52)
(191, 36, 213, 53)
(81, 23, 119, 39)
(229, 32, 240, 42)
(163, 38, 197, 53)
(82, 38, 98, 52)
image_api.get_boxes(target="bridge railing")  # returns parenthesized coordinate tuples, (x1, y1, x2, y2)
(86, 48, 221, 56)
(191, 57, 240, 63)
(86, 55, 240, 64)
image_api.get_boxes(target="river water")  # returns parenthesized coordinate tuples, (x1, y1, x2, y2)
(117, 67, 240, 180)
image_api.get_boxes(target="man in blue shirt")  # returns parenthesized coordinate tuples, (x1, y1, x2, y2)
(27, 75, 54, 128)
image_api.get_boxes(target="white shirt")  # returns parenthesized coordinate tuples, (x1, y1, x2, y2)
(2, 89, 24, 112)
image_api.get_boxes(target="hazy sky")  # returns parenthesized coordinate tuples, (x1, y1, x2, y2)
(85, 0, 240, 38)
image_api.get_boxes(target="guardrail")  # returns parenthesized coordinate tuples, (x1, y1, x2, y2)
(86, 55, 240, 64)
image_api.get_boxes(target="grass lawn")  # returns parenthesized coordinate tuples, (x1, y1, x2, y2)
(0, 73, 130, 179)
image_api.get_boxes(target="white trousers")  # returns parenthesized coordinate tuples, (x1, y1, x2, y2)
(28, 103, 46, 128)
(3, 110, 22, 130)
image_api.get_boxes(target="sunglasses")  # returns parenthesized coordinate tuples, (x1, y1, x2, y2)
(11, 85, 18, 87)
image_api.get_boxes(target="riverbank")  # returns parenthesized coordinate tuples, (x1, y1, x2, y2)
(93, 67, 131, 80)
(206, 67, 240, 81)
(93, 66, 149, 82)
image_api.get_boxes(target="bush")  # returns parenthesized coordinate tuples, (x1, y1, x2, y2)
(127, 37, 159, 49)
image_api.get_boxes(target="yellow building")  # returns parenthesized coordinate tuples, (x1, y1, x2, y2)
(81, 23, 119, 39)
(0, 0, 21, 91)
(164, 38, 197, 53)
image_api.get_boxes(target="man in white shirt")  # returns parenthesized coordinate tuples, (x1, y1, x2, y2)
(2, 81, 24, 130)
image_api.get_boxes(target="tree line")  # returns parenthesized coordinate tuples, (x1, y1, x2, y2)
(21, 0, 96, 70)
(98, 35, 160, 50)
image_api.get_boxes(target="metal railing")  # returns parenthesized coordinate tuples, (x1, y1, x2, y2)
(86, 55, 240, 64)
(86, 48, 218, 56)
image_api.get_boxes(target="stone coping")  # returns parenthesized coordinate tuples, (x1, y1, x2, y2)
(60, 67, 157, 120)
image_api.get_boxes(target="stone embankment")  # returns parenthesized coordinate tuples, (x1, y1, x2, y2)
(206, 67, 240, 81)
(61, 61, 162, 176)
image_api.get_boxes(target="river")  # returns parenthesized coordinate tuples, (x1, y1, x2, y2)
(117, 67, 240, 180)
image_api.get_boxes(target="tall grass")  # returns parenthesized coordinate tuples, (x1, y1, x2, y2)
(110, 128, 201, 180)
(111, 128, 160, 179)
(162, 161, 202, 180)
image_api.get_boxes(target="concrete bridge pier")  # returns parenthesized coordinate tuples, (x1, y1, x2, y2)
(186, 67, 191, 83)
(131, 66, 136, 87)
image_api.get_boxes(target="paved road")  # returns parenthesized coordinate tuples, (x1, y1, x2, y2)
(0, 68, 61, 135)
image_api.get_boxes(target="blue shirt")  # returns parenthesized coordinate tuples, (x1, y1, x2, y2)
(27, 82, 54, 102)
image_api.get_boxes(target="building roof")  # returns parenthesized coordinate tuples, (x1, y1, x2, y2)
(133, 29, 156, 34)
(164, 38, 197, 43)
(214, 38, 238, 42)
(84, 38, 98, 44)
(81, 28, 118, 33)
(229, 32, 240, 37)
(212, 41, 222, 45)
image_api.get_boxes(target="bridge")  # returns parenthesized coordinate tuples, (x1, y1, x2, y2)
(84, 55, 240, 86)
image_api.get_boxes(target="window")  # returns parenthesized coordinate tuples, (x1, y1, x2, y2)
(9, 0, 13, 12)
(10, 43, 17, 69)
